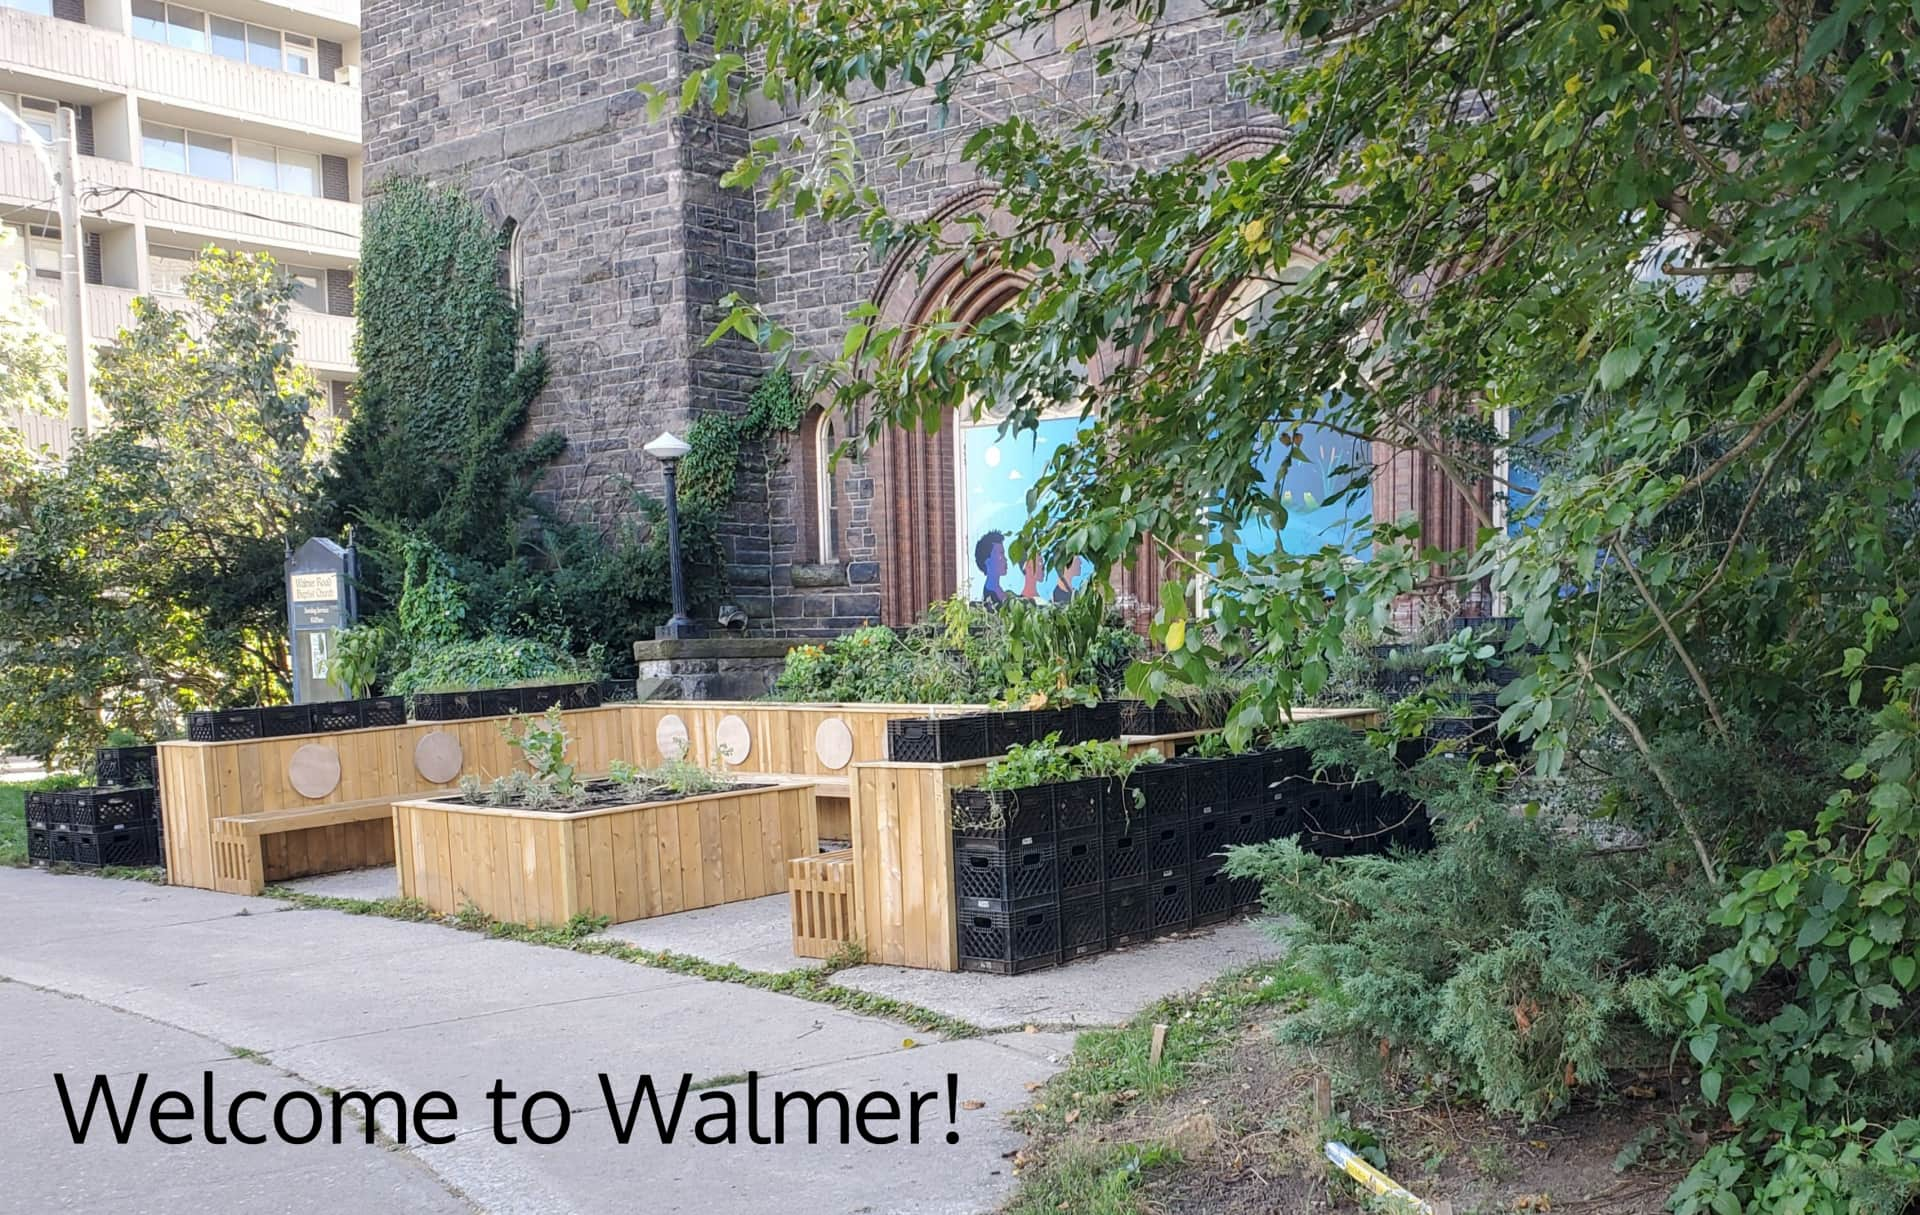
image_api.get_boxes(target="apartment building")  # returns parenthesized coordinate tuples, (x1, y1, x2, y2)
(0, 0, 361, 419)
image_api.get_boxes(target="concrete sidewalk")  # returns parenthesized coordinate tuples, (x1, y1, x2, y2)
(0, 869, 1069, 1214)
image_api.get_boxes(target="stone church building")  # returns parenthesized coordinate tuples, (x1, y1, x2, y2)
(359, 1, 1484, 636)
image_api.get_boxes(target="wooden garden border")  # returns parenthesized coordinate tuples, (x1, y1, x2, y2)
(391, 779, 819, 925)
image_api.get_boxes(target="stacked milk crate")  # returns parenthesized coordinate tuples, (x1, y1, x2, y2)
(24, 746, 163, 870)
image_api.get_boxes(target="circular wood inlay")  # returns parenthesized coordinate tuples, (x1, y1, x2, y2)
(814, 717, 854, 771)
(414, 731, 465, 784)
(715, 714, 752, 766)
(657, 713, 690, 760)
(288, 743, 342, 800)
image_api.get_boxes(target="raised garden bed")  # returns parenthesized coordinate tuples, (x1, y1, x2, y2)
(392, 778, 818, 924)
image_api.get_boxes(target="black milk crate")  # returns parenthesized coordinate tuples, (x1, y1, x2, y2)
(259, 705, 314, 737)
(26, 826, 51, 864)
(599, 678, 640, 703)
(563, 682, 603, 710)
(1102, 829, 1148, 887)
(1182, 757, 1225, 819)
(1223, 808, 1264, 847)
(1291, 783, 1336, 835)
(987, 710, 1039, 753)
(1060, 894, 1108, 962)
(1191, 864, 1235, 924)
(1149, 872, 1193, 935)
(1190, 814, 1228, 868)
(1257, 804, 1300, 845)
(1126, 764, 1184, 833)
(1056, 835, 1103, 897)
(519, 685, 569, 713)
(64, 786, 157, 829)
(65, 823, 162, 869)
(1051, 778, 1104, 835)
(1062, 702, 1122, 745)
(49, 828, 77, 863)
(958, 903, 1060, 975)
(1231, 872, 1263, 908)
(310, 699, 365, 733)
(1220, 753, 1268, 810)
(951, 786, 1054, 841)
(954, 838, 1058, 911)
(95, 745, 158, 788)
(409, 691, 483, 721)
(24, 789, 61, 828)
(887, 714, 991, 763)
(1387, 797, 1435, 852)
(1260, 747, 1311, 803)
(1107, 886, 1153, 948)
(364, 695, 407, 728)
(479, 688, 526, 717)
(1147, 820, 1189, 870)
(1027, 708, 1070, 744)
(187, 708, 262, 742)
(1117, 700, 1157, 736)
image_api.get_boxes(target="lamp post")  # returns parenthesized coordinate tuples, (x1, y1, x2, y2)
(644, 430, 703, 640)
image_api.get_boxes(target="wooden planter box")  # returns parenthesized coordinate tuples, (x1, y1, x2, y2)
(391, 779, 819, 927)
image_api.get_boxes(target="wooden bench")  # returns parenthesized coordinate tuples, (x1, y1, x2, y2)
(210, 797, 396, 896)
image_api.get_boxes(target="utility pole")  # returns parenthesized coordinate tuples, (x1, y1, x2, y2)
(52, 105, 88, 436)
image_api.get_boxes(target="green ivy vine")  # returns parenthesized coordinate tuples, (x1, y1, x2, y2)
(677, 369, 804, 515)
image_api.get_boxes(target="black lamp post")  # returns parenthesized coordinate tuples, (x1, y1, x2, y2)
(645, 430, 704, 640)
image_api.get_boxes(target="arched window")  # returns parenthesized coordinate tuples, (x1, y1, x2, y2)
(813, 409, 842, 563)
(499, 217, 524, 298)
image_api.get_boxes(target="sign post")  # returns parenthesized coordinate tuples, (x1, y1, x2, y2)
(286, 536, 357, 704)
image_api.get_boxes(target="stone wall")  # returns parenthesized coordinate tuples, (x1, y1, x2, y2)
(363, 1, 1476, 637)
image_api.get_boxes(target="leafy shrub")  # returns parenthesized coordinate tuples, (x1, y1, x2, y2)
(389, 636, 600, 695)
(771, 594, 1143, 705)
(1228, 737, 1717, 1123)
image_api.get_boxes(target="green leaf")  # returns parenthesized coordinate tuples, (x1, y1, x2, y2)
(1598, 346, 1643, 391)
(1700, 1068, 1722, 1104)
(1725, 1091, 1755, 1123)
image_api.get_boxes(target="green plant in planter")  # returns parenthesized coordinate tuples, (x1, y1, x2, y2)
(607, 756, 731, 800)
(499, 706, 584, 803)
(980, 735, 1078, 791)
(1422, 627, 1497, 687)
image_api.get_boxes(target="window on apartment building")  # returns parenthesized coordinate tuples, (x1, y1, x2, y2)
(2, 0, 56, 17)
(284, 267, 325, 311)
(143, 123, 323, 196)
(148, 244, 199, 294)
(0, 95, 57, 145)
(134, 1, 321, 77)
(4, 225, 63, 282)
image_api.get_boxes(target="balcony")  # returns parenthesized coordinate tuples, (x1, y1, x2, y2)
(36, 283, 356, 373)
(0, 8, 131, 91)
(135, 167, 358, 260)
(134, 41, 358, 145)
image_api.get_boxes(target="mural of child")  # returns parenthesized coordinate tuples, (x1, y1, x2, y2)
(975, 530, 1011, 605)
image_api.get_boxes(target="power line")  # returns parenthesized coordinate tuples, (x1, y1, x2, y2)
(79, 183, 358, 241)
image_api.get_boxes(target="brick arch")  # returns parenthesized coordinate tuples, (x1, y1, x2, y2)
(867, 216, 1033, 622)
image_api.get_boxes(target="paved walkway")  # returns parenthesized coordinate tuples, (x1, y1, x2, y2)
(0, 869, 1069, 1214)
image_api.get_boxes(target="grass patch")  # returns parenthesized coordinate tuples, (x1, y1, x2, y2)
(1004, 960, 1320, 1215)
(1014, 961, 1321, 1137)
(264, 886, 983, 1039)
(1006, 1142, 1183, 1215)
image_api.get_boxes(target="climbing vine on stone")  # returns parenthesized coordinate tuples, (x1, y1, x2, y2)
(678, 368, 805, 515)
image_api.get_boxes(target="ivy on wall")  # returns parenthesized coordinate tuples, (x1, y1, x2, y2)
(678, 368, 804, 516)
(324, 176, 558, 563)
